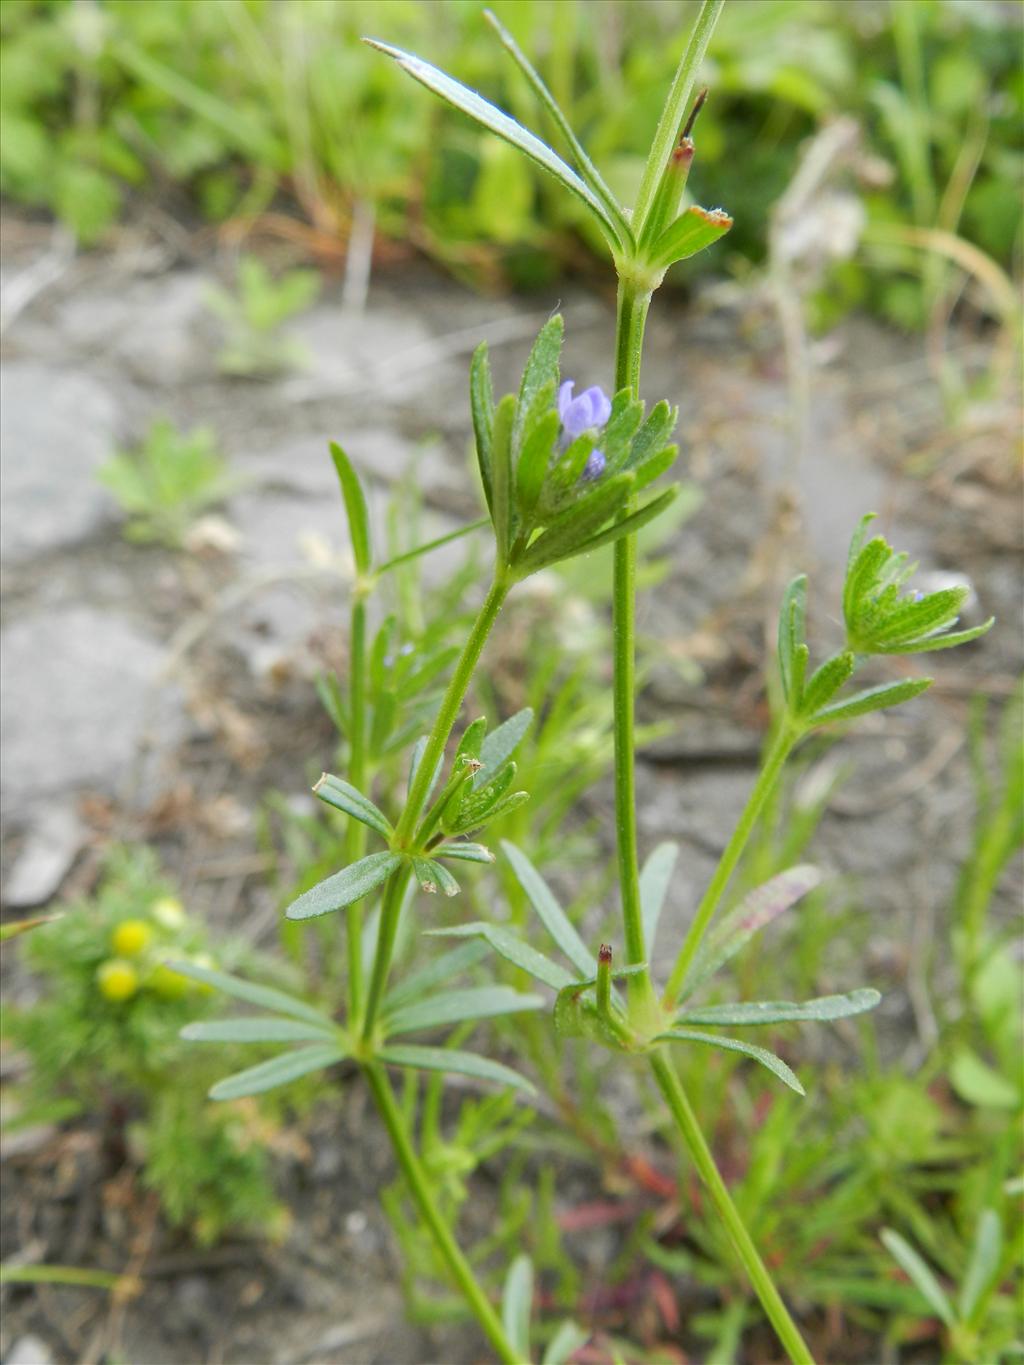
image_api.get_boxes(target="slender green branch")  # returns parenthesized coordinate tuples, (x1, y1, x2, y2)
(345, 596, 368, 1028)
(362, 572, 510, 1043)
(363, 1063, 520, 1364)
(663, 723, 799, 1008)
(650, 1051, 814, 1365)
(631, 0, 725, 238)
(375, 517, 490, 577)
(361, 862, 412, 1045)
(612, 282, 657, 1025)
(395, 573, 510, 844)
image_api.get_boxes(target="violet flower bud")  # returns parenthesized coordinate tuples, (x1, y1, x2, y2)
(557, 380, 611, 481)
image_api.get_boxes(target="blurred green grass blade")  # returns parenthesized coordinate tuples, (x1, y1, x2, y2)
(501, 1253, 534, 1359)
(542, 1320, 590, 1365)
(640, 841, 679, 957)
(959, 1209, 1003, 1324)
(683, 865, 823, 998)
(879, 1229, 955, 1326)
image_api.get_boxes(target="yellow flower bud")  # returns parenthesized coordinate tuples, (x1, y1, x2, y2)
(151, 897, 186, 930)
(97, 959, 139, 1002)
(149, 963, 189, 1000)
(111, 919, 153, 957)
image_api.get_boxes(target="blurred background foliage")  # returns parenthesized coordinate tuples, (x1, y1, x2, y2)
(1, 0, 1020, 327)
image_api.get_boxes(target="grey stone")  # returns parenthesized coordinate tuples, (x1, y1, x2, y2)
(2, 805, 83, 908)
(0, 607, 184, 811)
(52, 270, 214, 387)
(0, 363, 121, 563)
(280, 301, 439, 403)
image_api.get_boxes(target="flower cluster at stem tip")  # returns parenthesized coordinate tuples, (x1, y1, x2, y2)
(558, 380, 610, 481)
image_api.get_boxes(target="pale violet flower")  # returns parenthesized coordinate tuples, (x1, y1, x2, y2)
(558, 380, 611, 481)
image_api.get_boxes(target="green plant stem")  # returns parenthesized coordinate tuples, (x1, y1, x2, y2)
(363, 1062, 520, 1364)
(612, 281, 656, 1027)
(395, 573, 510, 845)
(650, 1051, 814, 1365)
(362, 573, 510, 1044)
(361, 862, 412, 1045)
(663, 723, 799, 1008)
(345, 595, 368, 1029)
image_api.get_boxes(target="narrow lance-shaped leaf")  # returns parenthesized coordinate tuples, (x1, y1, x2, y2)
(378, 1044, 536, 1096)
(469, 342, 495, 516)
(314, 773, 393, 840)
(501, 841, 595, 977)
(435, 842, 495, 864)
(384, 985, 544, 1036)
(490, 393, 516, 561)
(166, 961, 332, 1026)
(364, 39, 624, 249)
(640, 841, 680, 955)
(328, 442, 371, 574)
(411, 856, 460, 898)
(285, 852, 402, 921)
(630, 444, 678, 495)
(182, 1016, 337, 1044)
(879, 1230, 955, 1327)
(475, 708, 533, 787)
(893, 618, 994, 654)
(683, 864, 823, 997)
(959, 1209, 1003, 1324)
(542, 486, 679, 571)
(624, 400, 677, 472)
(543, 1320, 590, 1365)
(209, 1042, 346, 1101)
(501, 1254, 534, 1360)
(517, 473, 636, 575)
(383, 940, 491, 1012)
(777, 574, 807, 705)
(657, 1029, 805, 1095)
(513, 317, 562, 459)
(871, 587, 968, 647)
(799, 651, 856, 717)
(809, 678, 932, 726)
(482, 9, 633, 249)
(676, 988, 881, 1027)
(427, 922, 576, 992)
(650, 205, 733, 269)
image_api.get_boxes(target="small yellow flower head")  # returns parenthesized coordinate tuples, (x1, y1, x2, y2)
(149, 963, 189, 1000)
(97, 959, 139, 1002)
(151, 896, 186, 931)
(111, 919, 153, 958)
